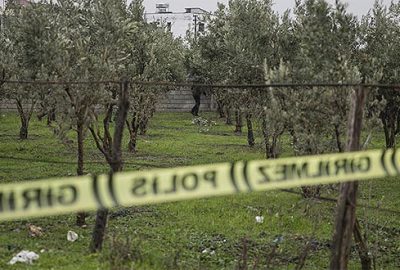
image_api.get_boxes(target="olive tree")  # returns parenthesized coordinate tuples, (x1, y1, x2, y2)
(360, 1, 400, 148)
(125, 2, 185, 153)
(197, 0, 278, 145)
(75, 0, 137, 251)
(48, 0, 117, 226)
(195, 4, 232, 122)
(289, 0, 359, 152)
(256, 11, 296, 158)
(279, 0, 360, 196)
(0, 1, 56, 139)
(259, 61, 291, 158)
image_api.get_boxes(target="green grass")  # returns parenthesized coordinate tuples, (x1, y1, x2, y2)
(0, 112, 399, 269)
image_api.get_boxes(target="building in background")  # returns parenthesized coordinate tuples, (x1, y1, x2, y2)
(144, 3, 208, 38)
(15, 0, 30, 5)
(144, 4, 214, 113)
(1, 0, 30, 8)
(0, 0, 31, 31)
(0, 1, 215, 113)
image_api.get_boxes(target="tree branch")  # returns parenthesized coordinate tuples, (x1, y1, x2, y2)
(88, 126, 108, 159)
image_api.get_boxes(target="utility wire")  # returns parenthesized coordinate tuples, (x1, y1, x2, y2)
(129, 80, 400, 90)
(280, 189, 400, 216)
(2, 79, 400, 89)
(1, 80, 120, 85)
(0, 154, 169, 167)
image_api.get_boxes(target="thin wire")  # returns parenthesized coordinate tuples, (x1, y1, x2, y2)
(280, 189, 400, 215)
(0, 155, 168, 167)
(2, 79, 400, 89)
(129, 80, 400, 89)
(1, 80, 120, 85)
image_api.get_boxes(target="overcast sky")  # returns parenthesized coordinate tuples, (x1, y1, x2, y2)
(141, 0, 393, 17)
(0, 0, 394, 16)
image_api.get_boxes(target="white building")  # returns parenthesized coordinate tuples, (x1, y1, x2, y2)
(1, 0, 30, 8)
(144, 3, 208, 38)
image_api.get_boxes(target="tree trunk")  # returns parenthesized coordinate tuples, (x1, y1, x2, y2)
(19, 120, 28, 140)
(262, 118, 272, 159)
(381, 109, 398, 148)
(216, 100, 225, 118)
(262, 118, 280, 159)
(330, 86, 369, 270)
(16, 99, 35, 140)
(47, 108, 56, 126)
(139, 117, 148, 135)
(289, 127, 299, 156)
(127, 114, 138, 153)
(387, 115, 396, 148)
(334, 124, 343, 152)
(128, 125, 138, 153)
(90, 80, 130, 253)
(225, 107, 232, 125)
(90, 208, 109, 252)
(353, 219, 372, 270)
(271, 134, 279, 158)
(76, 121, 87, 227)
(388, 129, 396, 148)
(17, 101, 28, 139)
(234, 110, 242, 134)
(381, 114, 390, 147)
(76, 121, 84, 176)
(246, 114, 255, 147)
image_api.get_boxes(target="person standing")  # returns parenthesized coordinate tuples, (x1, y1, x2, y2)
(191, 84, 202, 116)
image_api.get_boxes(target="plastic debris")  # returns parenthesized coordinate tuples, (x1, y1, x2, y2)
(255, 216, 264, 223)
(8, 250, 39, 265)
(27, 224, 43, 237)
(202, 248, 215, 255)
(67, 231, 78, 242)
(273, 235, 284, 244)
(202, 248, 210, 254)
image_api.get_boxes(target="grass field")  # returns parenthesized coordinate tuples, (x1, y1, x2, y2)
(0, 112, 399, 269)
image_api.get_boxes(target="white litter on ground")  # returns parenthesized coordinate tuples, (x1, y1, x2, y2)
(67, 231, 79, 242)
(255, 216, 264, 223)
(8, 250, 39, 265)
(202, 248, 215, 255)
(202, 248, 210, 254)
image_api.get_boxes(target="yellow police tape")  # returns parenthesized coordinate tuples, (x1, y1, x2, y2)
(0, 148, 399, 221)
